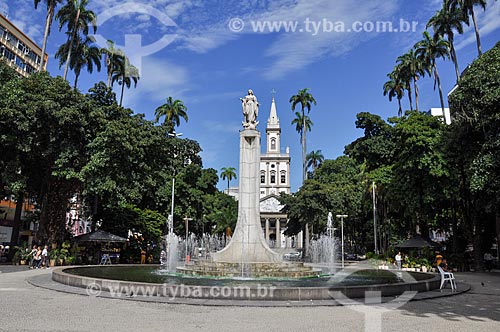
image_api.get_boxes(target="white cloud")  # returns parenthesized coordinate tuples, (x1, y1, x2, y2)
(120, 56, 189, 109)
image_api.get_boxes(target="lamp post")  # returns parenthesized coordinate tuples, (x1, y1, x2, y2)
(166, 131, 183, 236)
(183, 216, 193, 263)
(336, 214, 348, 268)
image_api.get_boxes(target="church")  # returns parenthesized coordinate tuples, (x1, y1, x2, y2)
(259, 96, 304, 250)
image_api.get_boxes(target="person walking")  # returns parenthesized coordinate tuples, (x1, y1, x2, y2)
(41, 245, 49, 269)
(395, 252, 402, 270)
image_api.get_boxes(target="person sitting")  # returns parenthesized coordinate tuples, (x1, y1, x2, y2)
(440, 259, 452, 272)
(434, 251, 443, 267)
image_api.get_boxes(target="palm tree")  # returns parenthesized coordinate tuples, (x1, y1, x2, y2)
(154, 97, 188, 133)
(393, 62, 413, 111)
(291, 111, 313, 137)
(306, 150, 324, 176)
(55, 35, 101, 88)
(111, 57, 140, 107)
(289, 88, 317, 183)
(383, 71, 405, 117)
(415, 31, 451, 117)
(396, 49, 424, 112)
(450, 0, 487, 56)
(55, 0, 97, 80)
(34, 0, 64, 71)
(427, 0, 465, 82)
(101, 40, 125, 88)
(220, 167, 237, 191)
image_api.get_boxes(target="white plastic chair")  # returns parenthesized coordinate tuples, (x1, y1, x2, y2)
(438, 266, 456, 291)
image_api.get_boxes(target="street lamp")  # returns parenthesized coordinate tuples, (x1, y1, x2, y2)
(166, 131, 183, 236)
(183, 216, 193, 263)
(336, 214, 348, 268)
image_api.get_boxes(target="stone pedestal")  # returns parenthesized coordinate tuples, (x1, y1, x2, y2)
(213, 130, 281, 263)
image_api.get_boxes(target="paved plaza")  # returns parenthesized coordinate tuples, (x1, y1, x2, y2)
(1, 266, 500, 332)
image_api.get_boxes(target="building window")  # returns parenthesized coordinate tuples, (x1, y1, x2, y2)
(280, 171, 286, 184)
(271, 138, 276, 150)
(270, 171, 276, 184)
(260, 172, 265, 184)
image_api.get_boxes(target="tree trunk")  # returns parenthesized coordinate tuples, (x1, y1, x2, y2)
(471, 9, 482, 56)
(63, 8, 81, 80)
(413, 78, 419, 112)
(449, 35, 461, 82)
(301, 109, 307, 183)
(7, 193, 24, 260)
(407, 83, 413, 111)
(434, 64, 446, 119)
(39, 8, 53, 71)
(397, 98, 402, 117)
(119, 77, 125, 106)
(74, 72, 80, 89)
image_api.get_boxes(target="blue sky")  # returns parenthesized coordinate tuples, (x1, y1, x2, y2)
(2, 0, 500, 191)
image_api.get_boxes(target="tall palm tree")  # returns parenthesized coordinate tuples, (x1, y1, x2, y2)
(56, 0, 97, 80)
(101, 40, 125, 88)
(291, 111, 313, 137)
(415, 31, 451, 117)
(427, 0, 465, 82)
(396, 49, 424, 112)
(111, 57, 140, 107)
(34, 0, 64, 71)
(220, 167, 237, 191)
(306, 150, 324, 175)
(154, 97, 188, 133)
(55, 35, 101, 88)
(289, 88, 317, 183)
(393, 62, 413, 111)
(383, 71, 405, 117)
(450, 0, 487, 56)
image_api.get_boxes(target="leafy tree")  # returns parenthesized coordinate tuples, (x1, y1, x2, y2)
(389, 111, 449, 238)
(220, 167, 237, 190)
(0, 72, 94, 243)
(448, 42, 500, 269)
(154, 97, 188, 134)
(55, 0, 97, 80)
(289, 88, 317, 183)
(33, 0, 64, 71)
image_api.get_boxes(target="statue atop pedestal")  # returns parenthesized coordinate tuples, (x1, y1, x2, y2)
(240, 89, 259, 129)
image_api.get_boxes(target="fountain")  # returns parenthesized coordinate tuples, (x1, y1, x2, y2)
(176, 89, 320, 278)
(51, 90, 443, 302)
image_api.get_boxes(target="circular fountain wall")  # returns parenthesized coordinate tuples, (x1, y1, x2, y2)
(52, 264, 441, 301)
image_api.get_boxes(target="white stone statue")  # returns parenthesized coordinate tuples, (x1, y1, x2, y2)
(240, 89, 259, 129)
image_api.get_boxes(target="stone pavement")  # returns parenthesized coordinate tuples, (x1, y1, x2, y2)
(1, 267, 500, 332)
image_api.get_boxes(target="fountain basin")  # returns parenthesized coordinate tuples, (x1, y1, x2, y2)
(53, 265, 441, 301)
(176, 260, 322, 278)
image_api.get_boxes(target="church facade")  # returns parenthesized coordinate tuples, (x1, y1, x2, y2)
(259, 97, 302, 249)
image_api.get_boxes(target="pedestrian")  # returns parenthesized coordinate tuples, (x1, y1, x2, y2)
(33, 246, 42, 269)
(41, 245, 49, 269)
(484, 252, 494, 272)
(395, 251, 402, 270)
(29, 245, 37, 269)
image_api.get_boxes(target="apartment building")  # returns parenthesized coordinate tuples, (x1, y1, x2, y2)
(0, 14, 47, 77)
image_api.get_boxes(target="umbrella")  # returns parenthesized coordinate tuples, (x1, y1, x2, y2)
(74, 229, 127, 243)
(396, 235, 441, 248)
